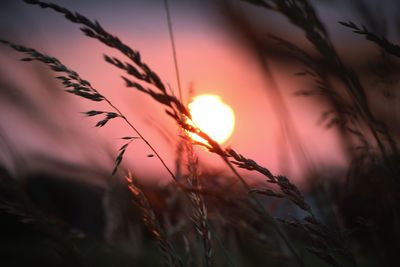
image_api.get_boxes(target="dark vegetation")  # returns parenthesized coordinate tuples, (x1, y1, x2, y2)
(1, 0, 400, 266)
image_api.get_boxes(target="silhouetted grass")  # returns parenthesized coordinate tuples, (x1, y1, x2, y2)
(0, 0, 399, 266)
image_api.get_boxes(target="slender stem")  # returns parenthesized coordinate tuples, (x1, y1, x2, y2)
(164, 0, 183, 104)
(220, 156, 304, 267)
(99, 91, 178, 181)
(164, 0, 186, 184)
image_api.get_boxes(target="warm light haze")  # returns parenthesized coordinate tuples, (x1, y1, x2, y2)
(188, 94, 235, 144)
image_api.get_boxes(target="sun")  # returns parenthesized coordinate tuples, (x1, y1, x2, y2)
(188, 94, 235, 144)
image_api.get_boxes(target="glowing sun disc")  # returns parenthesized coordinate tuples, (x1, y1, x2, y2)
(188, 94, 235, 144)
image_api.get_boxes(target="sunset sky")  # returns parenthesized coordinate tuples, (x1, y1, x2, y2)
(1, 0, 397, 185)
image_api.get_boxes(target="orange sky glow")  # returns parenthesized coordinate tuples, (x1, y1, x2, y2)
(0, 0, 351, 186)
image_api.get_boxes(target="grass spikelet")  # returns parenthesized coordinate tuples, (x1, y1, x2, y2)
(0, 39, 176, 179)
(125, 172, 183, 267)
(4, 1, 397, 266)
(11, 2, 307, 264)
(339, 21, 400, 58)
(184, 142, 213, 267)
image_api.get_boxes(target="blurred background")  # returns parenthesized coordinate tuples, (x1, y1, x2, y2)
(0, 0, 400, 266)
